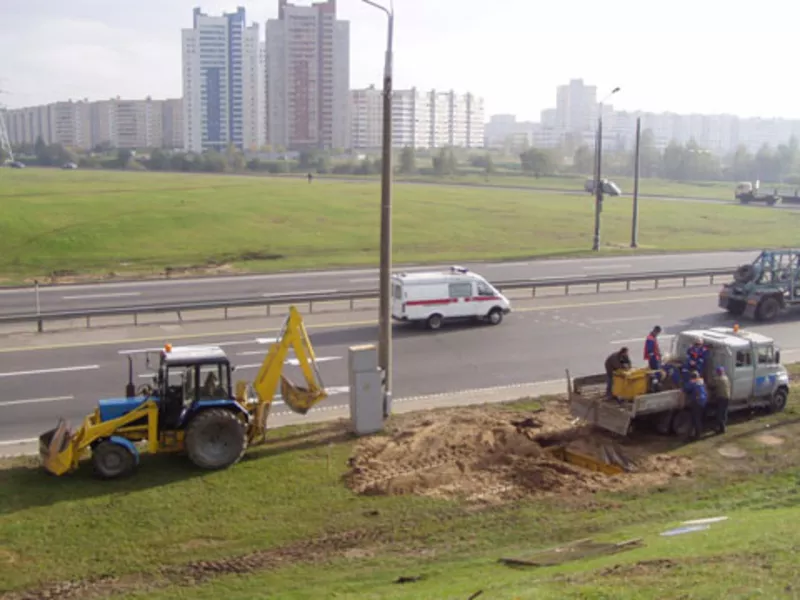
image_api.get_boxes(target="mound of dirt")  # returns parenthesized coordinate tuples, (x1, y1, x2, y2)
(345, 402, 692, 504)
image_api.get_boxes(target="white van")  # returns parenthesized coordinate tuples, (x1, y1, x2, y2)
(391, 266, 512, 330)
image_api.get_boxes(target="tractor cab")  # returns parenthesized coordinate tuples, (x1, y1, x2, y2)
(154, 344, 233, 429)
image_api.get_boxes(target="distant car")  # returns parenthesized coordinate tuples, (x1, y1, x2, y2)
(8, 160, 25, 169)
(584, 178, 622, 196)
(61, 162, 78, 170)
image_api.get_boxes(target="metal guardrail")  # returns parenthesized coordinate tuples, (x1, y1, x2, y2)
(0, 268, 731, 333)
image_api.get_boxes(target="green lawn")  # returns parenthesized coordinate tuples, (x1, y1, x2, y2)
(0, 169, 791, 284)
(1, 382, 799, 599)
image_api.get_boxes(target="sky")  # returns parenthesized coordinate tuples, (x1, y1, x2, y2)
(1, 0, 798, 121)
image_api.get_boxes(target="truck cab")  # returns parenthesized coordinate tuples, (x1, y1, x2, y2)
(670, 327, 789, 413)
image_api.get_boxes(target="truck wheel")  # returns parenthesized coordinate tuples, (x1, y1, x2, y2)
(756, 296, 780, 322)
(92, 440, 136, 480)
(426, 314, 443, 330)
(671, 409, 693, 438)
(769, 388, 788, 414)
(487, 307, 503, 325)
(655, 410, 673, 435)
(185, 408, 247, 470)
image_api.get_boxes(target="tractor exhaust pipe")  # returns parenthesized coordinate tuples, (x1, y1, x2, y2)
(125, 355, 135, 398)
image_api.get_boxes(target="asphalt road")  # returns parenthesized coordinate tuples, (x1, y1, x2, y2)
(0, 251, 755, 318)
(3, 283, 799, 445)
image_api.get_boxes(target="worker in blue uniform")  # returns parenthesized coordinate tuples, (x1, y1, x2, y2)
(683, 370, 708, 441)
(685, 337, 709, 378)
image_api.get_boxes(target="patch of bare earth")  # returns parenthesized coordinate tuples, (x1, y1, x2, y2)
(0, 529, 389, 600)
(344, 399, 693, 505)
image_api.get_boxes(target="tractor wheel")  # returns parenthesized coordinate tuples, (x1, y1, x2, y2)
(92, 440, 137, 480)
(487, 307, 504, 325)
(756, 296, 781, 322)
(185, 409, 248, 471)
(734, 264, 756, 284)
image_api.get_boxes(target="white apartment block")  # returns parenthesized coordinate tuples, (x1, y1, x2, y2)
(265, 0, 350, 151)
(6, 98, 183, 150)
(349, 87, 484, 150)
(182, 7, 263, 154)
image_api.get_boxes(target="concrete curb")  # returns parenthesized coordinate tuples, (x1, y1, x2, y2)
(0, 379, 568, 459)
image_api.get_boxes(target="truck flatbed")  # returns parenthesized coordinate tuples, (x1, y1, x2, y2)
(566, 371, 685, 436)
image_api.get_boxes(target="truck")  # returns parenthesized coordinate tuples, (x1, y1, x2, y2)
(567, 326, 789, 438)
(718, 249, 800, 321)
(584, 178, 622, 196)
(735, 181, 800, 206)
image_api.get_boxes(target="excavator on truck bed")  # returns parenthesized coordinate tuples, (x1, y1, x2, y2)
(39, 306, 329, 479)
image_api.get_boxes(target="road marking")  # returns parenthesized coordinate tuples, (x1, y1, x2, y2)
(0, 365, 100, 378)
(485, 261, 529, 268)
(0, 437, 38, 446)
(348, 278, 376, 283)
(591, 315, 663, 324)
(263, 289, 339, 297)
(0, 291, 718, 355)
(522, 274, 586, 280)
(0, 395, 74, 407)
(119, 338, 275, 355)
(584, 264, 631, 270)
(610, 334, 675, 344)
(61, 292, 142, 300)
(235, 356, 342, 369)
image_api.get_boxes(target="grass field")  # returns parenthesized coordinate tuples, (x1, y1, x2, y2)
(354, 172, 736, 200)
(0, 169, 791, 284)
(1, 375, 799, 600)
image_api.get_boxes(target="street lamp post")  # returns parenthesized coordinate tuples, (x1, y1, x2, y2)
(362, 0, 394, 415)
(592, 86, 621, 252)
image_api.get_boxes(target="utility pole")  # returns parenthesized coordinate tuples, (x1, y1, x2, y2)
(631, 117, 641, 248)
(362, 0, 394, 415)
(591, 87, 620, 251)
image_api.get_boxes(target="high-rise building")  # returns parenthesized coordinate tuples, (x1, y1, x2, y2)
(555, 78, 597, 134)
(265, 0, 350, 151)
(182, 7, 264, 153)
(349, 87, 485, 150)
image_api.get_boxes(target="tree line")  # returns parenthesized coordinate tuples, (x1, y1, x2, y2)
(6, 132, 800, 185)
(518, 131, 800, 184)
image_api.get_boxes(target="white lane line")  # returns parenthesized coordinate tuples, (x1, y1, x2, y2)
(0, 365, 100, 378)
(119, 338, 277, 355)
(610, 335, 675, 345)
(523, 274, 586, 281)
(485, 261, 530, 268)
(349, 278, 376, 283)
(263, 289, 339, 297)
(0, 437, 38, 446)
(591, 315, 663, 324)
(237, 350, 270, 356)
(236, 356, 342, 369)
(0, 395, 74, 408)
(61, 292, 142, 300)
(584, 264, 631, 270)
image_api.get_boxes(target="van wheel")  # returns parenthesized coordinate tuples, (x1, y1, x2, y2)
(756, 296, 780, 322)
(426, 314, 443, 330)
(487, 307, 503, 325)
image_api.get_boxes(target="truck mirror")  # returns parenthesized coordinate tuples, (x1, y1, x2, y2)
(775, 350, 781, 364)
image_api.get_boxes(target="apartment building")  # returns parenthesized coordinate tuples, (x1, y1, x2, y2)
(265, 0, 350, 150)
(349, 87, 485, 150)
(5, 98, 183, 150)
(182, 7, 264, 153)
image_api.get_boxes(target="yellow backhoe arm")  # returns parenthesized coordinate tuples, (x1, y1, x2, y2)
(242, 306, 329, 442)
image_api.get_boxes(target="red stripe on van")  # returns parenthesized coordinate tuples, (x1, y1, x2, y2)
(405, 296, 502, 306)
(406, 298, 455, 306)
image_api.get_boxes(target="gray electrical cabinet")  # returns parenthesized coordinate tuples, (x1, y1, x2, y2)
(348, 344, 384, 435)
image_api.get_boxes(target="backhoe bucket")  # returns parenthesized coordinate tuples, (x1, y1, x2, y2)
(280, 375, 326, 415)
(39, 418, 76, 476)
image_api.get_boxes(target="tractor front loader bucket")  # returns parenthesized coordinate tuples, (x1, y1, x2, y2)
(280, 375, 326, 415)
(39, 418, 78, 476)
